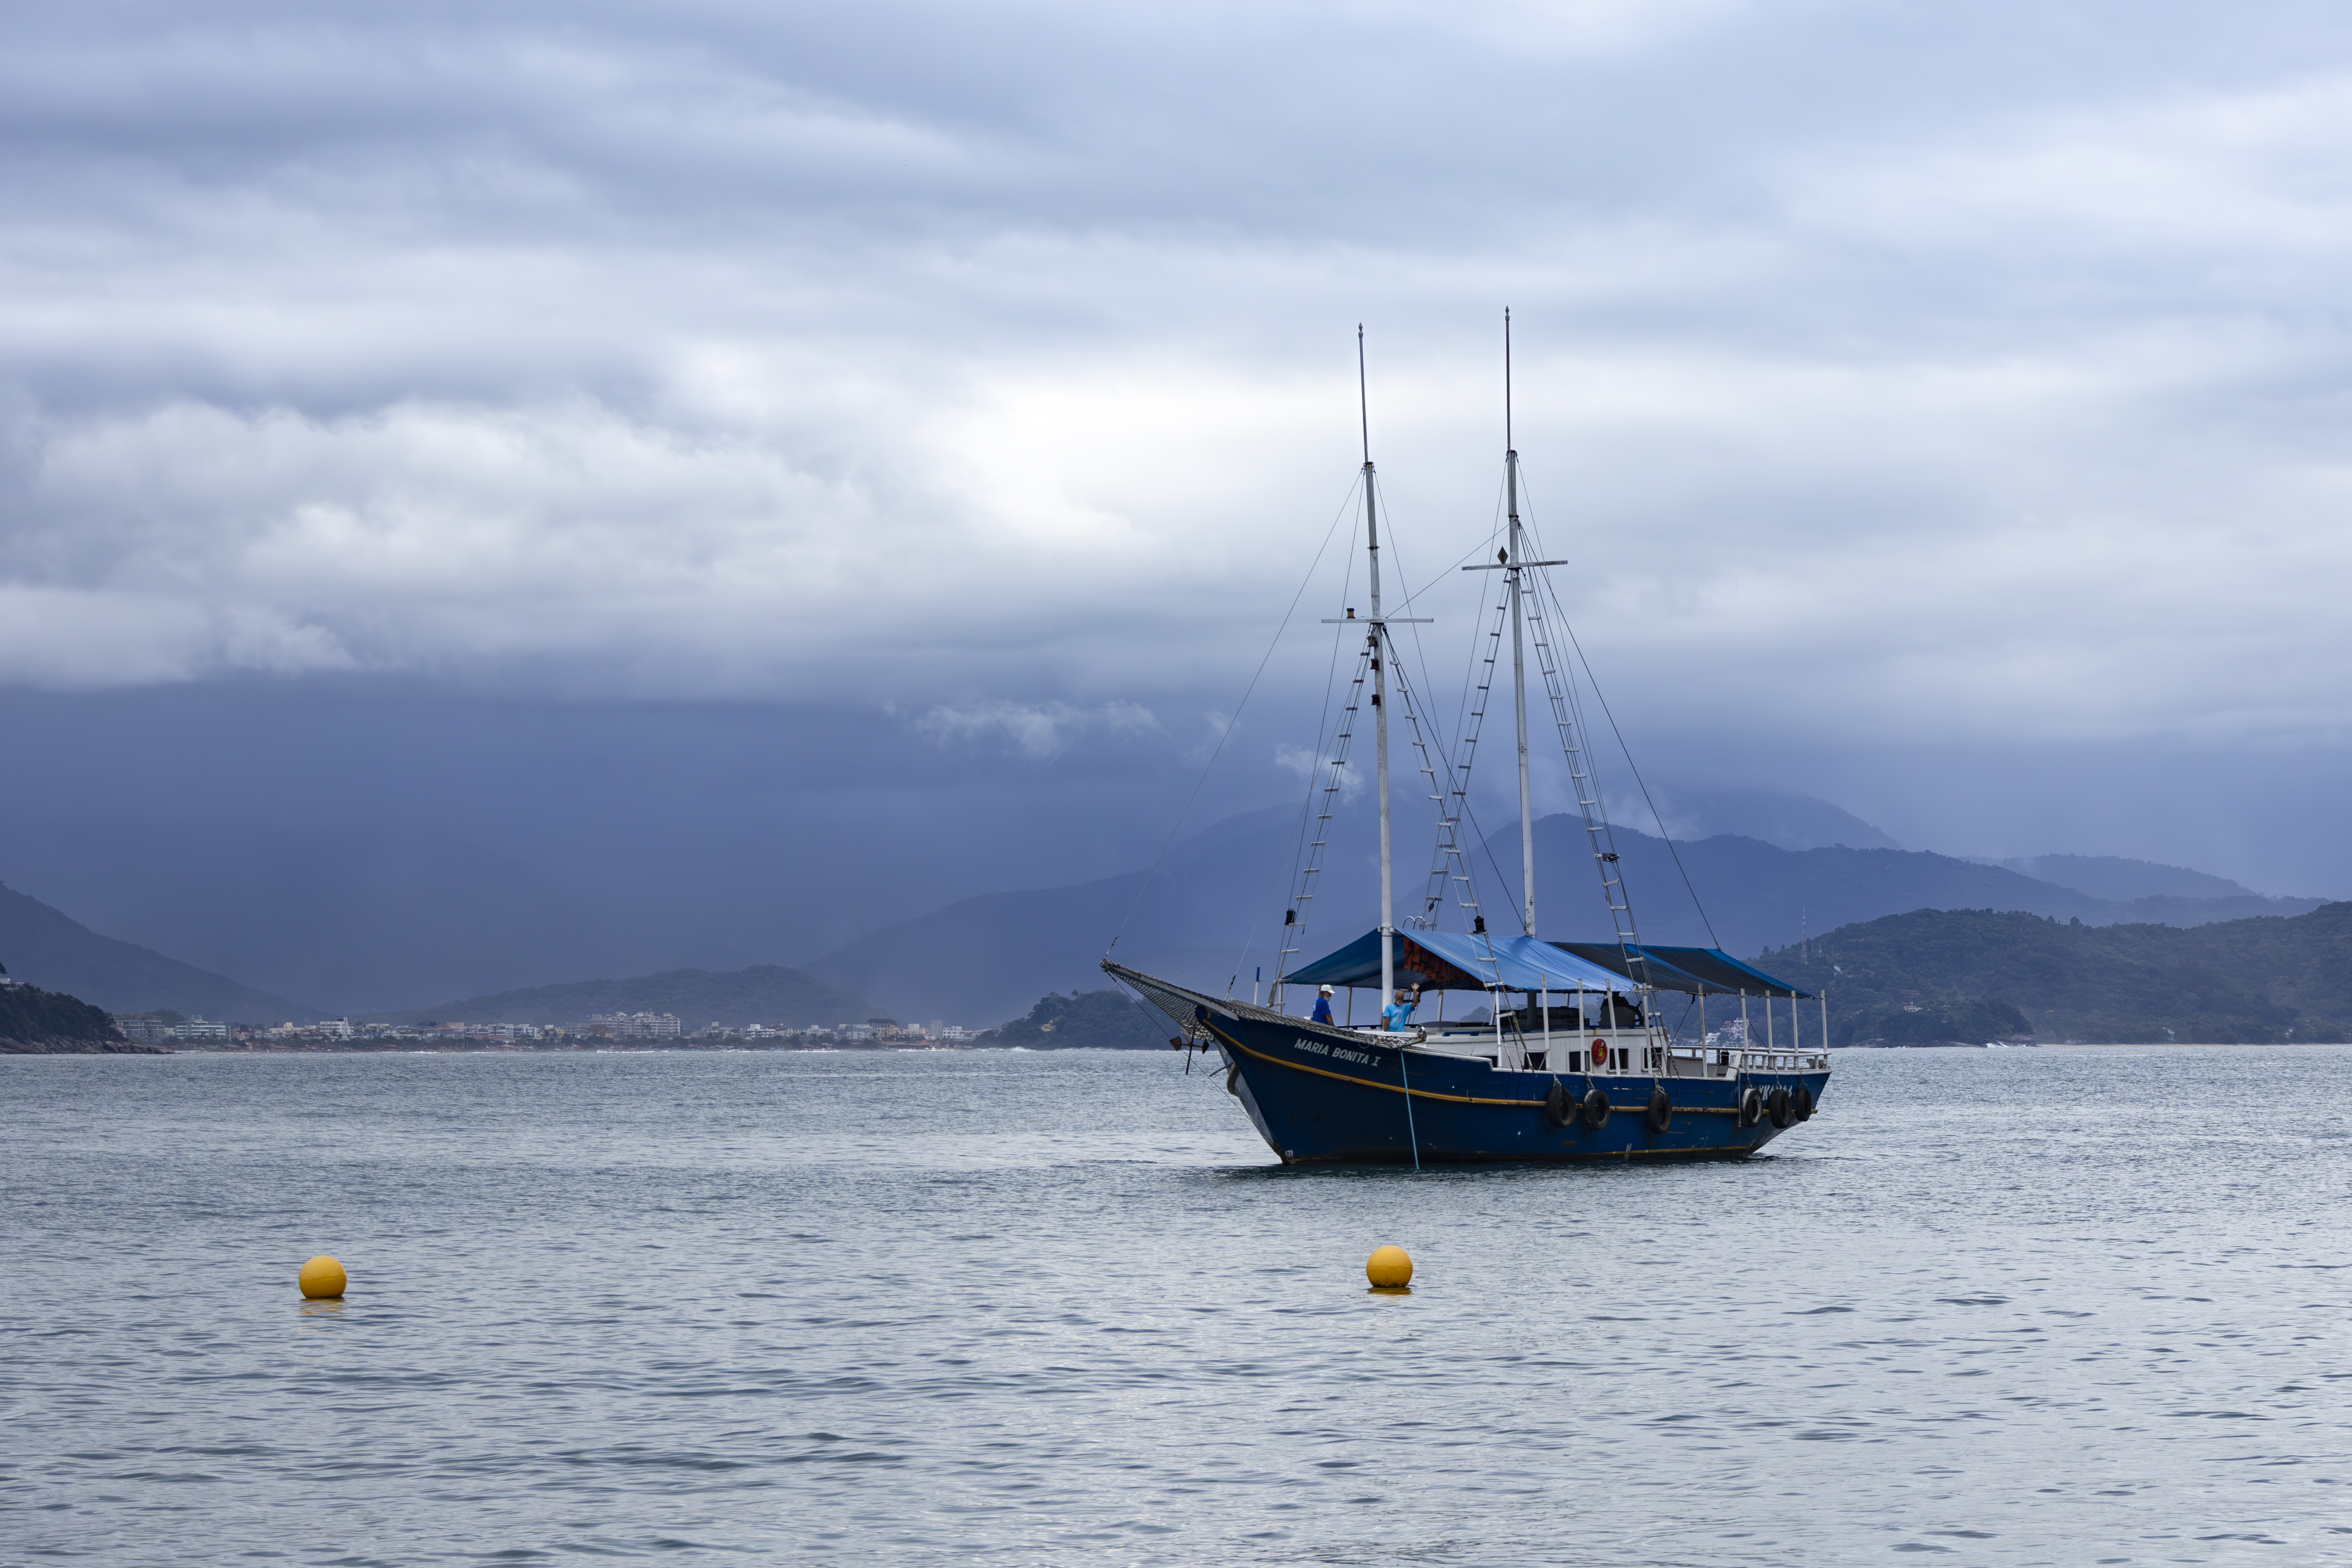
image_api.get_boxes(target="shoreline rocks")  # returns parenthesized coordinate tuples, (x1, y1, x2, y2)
(0, 1035, 173, 1054)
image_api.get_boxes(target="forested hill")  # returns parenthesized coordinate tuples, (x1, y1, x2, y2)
(0, 979, 164, 1053)
(1752, 903, 2352, 1045)
(985, 989, 1172, 1048)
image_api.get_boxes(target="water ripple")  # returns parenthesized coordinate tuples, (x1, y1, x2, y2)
(8, 1046, 2352, 1563)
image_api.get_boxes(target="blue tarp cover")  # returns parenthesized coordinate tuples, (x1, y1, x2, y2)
(1551, 942, 1814, 999)
(1283, 930, 1631, 993)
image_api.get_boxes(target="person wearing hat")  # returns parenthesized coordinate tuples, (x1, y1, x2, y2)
(1311, 984, 1335, 1025)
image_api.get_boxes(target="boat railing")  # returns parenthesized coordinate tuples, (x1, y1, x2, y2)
(1660, 1045, 1830, 1077)
(1333, 1023, 1830, 1078)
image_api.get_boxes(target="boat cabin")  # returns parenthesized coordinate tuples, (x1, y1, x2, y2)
(1287, 928, 1829, 1079)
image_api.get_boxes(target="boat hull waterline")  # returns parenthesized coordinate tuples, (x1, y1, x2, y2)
(1118, 966, 1828, 1166)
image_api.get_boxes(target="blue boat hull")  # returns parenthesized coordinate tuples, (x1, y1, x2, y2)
(1198, 1001, 1828, 1166)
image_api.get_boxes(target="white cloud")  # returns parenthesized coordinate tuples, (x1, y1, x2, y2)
(914, 698, 1159, 761)
(0, 584, 355, 687)
(0, 0, 2350, 768)
(1275, 740, 1369, 801)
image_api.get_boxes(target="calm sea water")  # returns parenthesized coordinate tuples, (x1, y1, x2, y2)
(6, 1045, 2351, 1566)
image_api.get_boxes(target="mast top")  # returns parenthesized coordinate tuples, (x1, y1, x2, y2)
(1504, 307, 1513, 455)
(1357, 324, 1372, 469)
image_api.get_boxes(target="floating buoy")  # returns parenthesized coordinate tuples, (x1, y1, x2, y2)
(1365, 1244, 1413, 1289)
(298, 1255, 347, 1300)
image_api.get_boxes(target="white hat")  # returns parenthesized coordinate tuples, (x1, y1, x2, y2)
(1318, 984, 1333, 994)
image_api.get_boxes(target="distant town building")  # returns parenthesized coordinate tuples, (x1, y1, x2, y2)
(173, 1018, 230, 1040)
(587, 1011, 683, 1039)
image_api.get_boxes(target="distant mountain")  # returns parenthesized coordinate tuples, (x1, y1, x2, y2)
(804, 796, 2330, 1023)
(1991, 854, 2266, 903)
(1749, 903, 2352, 1045)
(802, 801, 1324, 1023)
(366, 964, 879, 1028)
(0, 882, 321, 1022)
(1646, 784, 1902, 851)
(1500, 820, 2330, 958)
(3, 820, 650, 1015)
(806, 871, 1159, 1027)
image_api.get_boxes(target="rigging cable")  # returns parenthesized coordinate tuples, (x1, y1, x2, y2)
(1369, 473, 1521, 929)
(1244, 531, 1360, 1003)
(1106, 475, 1364, 956)
(1381, 637, 1510, 942)
(1420, 474, 1514, 920)
(1519, 489, 1722, 950)
(1269, 643, 1371, 1005)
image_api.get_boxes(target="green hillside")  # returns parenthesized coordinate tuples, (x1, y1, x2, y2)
(0, 976, 161, 1053)
(988, 988, 1172, 1049)
(367, 963, 879, 1027)
(1752, 903, 2352, 1044)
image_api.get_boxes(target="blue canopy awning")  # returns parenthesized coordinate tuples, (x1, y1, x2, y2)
(1550, 942, 1814, 999)
(1283, 930, 1632, 994)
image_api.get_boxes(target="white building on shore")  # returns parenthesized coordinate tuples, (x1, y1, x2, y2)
(587, 1011, 684, 1039)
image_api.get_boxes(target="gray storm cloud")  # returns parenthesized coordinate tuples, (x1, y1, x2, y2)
(1, 0, 2349, 760)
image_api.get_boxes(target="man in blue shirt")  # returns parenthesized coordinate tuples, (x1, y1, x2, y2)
(1311, 985, 1335, 1025)
(1382, 985, 1420, 1032)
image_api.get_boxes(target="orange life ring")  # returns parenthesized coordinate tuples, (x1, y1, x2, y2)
(1590, 1038, 1608, 1067)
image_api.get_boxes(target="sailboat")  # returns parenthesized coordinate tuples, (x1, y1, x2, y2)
(1105, 323, 1830, 1165)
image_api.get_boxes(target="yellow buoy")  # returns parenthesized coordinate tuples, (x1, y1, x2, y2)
(298, 1255, 347, 1300)
(1365, 1244, 1413, 1289)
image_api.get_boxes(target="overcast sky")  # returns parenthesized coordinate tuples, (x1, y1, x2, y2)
(6, 0, 2352, 931)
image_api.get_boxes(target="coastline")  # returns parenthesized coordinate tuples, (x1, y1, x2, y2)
(1, 1037, 173, 1055)
(2034, 1040, 2344, 1048)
